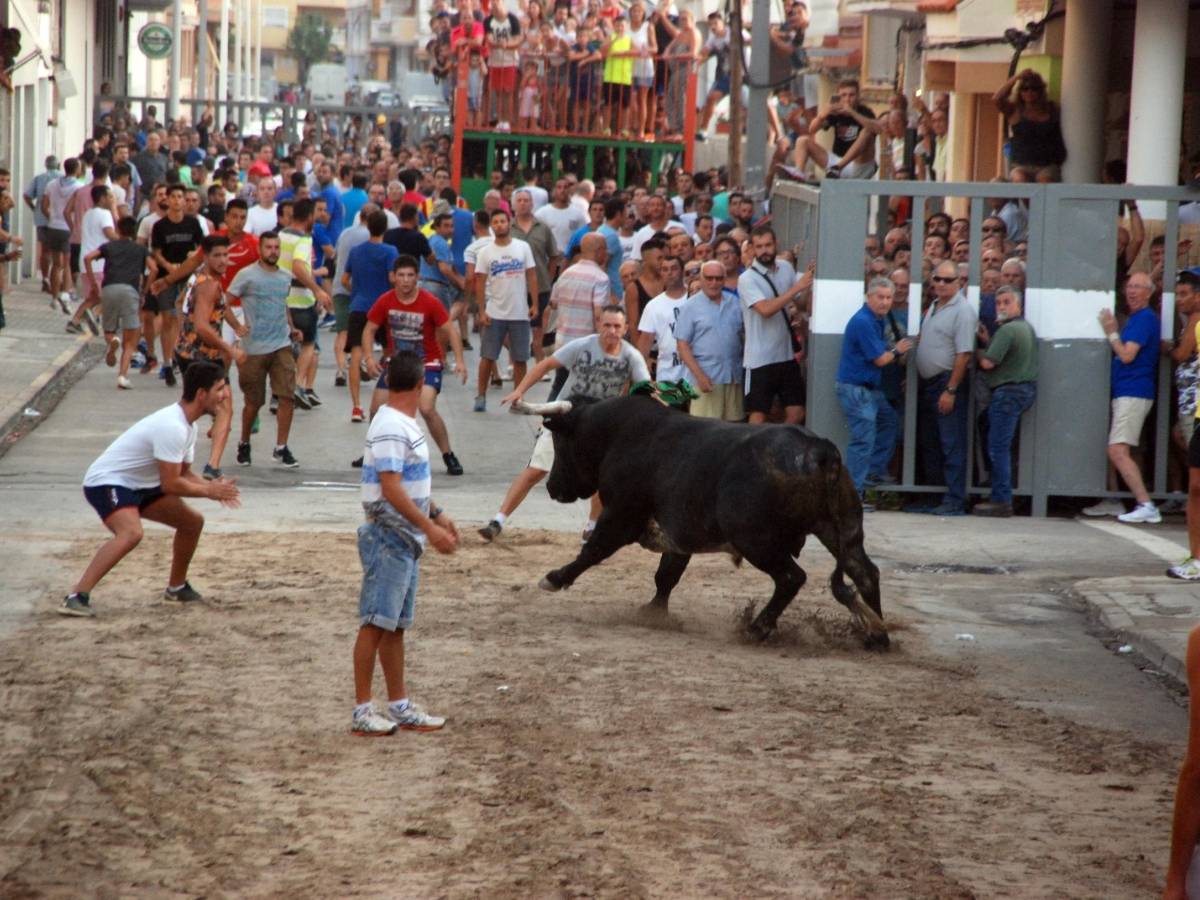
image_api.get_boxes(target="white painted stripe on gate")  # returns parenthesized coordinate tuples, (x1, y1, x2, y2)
(1024, 288, 1113, 341)
(1080, 518, 1188, 563)
(812, 278, 865, 335)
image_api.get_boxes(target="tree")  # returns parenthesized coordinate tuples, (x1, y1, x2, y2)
(288, 13, 333, 85)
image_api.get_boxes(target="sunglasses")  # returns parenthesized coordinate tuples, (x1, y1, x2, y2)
(701, 275, 724, 281)
(931, 276, 957, 284)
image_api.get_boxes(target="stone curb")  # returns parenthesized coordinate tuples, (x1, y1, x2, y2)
(1073, 578, 1187, 687)
(0, 335, 97, 457)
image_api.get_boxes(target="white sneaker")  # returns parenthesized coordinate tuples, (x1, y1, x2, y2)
(387, 701, 446, 732)
(1081, 499, 1126, 517)
(116, 375, 133, 390)
(351, 707, 398, 737)
(1117, 502, 1161, 524)
(1167, 558, 1200, 580)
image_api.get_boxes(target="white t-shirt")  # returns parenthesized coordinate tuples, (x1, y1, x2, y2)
(618, 231, 635, 262)
(463, 235, 494, 270)
(360, 405, 431, 551)
(638, 291, 689, 382)
(83, 403, 197, 490)
(535, 203, 587, 254)
(81, 207, 116, 270)
(630, 221, 685, 260)
(137, 211, 162, 244)
(45, 176, 79, 230)
(246, 204, 279, 236)
(474, 239, 535, 319)
(111, 182, 128, 213)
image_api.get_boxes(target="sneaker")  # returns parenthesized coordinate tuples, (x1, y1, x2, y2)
(443, 451, 464, 476)
(824, 165, 841, 180)
(58, 592, 95, 617)
(923, 503, 967, 517)
(1082, 499, 1126, 518)
(140, 355, 158, 375)
(387, 701, 446, 732)
(305, 388, 322, 407)
(292, 387, 312, 410)
(473, 396, 486, 412)
(1168, 557, 1200, 580)
(83, 309, 100, 335)
(319, 312, 336, 329)
(56, 292, 71, 314)
(1160, 498, 1187, 516)
(236, 441, 252, 466)
(116, 375, 133, 390)
(202, 464, 222, 481)
(351, 406, 365, 423)
(269, 395, 279, 415)
(164, 581, 203, 603)
(351, 456, 364, 468)
(479, 519, 502, 542)
(64, 320, 84, 335)
(695, 130, 707, 142)
(105, 336, 120, 367)
(972, 501, 1013, 518)
(1117, 502, 1161, 525)
(461, 339, 474, 351)
(137, 338, 149, 355)
(273, 445, 300, 468)
(163, 365, 176, 388)
(351, 707, 398, 737)
(334, 372, 347, 387)
(496, 120, 511, 133)
(131, 351, 147, 370)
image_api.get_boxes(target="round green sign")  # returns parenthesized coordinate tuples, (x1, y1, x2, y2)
(138, 23, 173, 60)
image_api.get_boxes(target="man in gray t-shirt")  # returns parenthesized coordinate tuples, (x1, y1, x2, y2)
(478, 305, 650, 544)
(737, 227, 810, 424)
(226, 233, 302, 468)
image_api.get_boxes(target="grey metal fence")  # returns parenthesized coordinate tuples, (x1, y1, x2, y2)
(772, 178, 1200, 515)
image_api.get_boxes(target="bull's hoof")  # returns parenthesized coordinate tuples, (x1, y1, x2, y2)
(747, 619, 775, 642)
(863, 631, 891, 651)
(640, 599, 669, 617)
(539, 574, 564, 592)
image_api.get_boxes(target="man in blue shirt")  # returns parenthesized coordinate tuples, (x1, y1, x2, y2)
(565, 198, 607, 260)
(341, 173, 369, 230)
(418, 213, 465, 314)
(676, 260, 745, 421)
(1091, 271, 1162, 523)
(314, 161, 344, 243)
(836, 277, 913, 502)
(598, 197, 626, 303)
(342, 210, 399, 422)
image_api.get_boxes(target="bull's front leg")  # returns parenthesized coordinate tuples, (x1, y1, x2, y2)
(539, 509, 645, 592)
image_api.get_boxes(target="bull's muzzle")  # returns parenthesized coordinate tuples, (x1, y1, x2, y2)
(510, 400, 573, 417)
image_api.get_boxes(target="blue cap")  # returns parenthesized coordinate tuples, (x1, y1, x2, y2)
(185, 148, 206, 166)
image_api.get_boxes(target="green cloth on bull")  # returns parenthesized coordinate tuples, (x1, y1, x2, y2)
(630, 380, 700, 410)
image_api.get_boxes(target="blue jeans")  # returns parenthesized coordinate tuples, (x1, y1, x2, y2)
(987, 382, 1036, 504)
(836, 382, 899, 492)
(918, 372, 970, 509)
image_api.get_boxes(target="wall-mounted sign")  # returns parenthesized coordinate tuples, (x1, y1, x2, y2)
(137, 22, 173, 59)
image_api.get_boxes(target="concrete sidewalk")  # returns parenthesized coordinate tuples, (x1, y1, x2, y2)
(0, 279, 101, 456)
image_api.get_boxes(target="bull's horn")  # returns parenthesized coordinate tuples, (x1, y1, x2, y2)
(510, 400, 573, 416)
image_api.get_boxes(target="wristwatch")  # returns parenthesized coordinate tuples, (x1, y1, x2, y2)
(945, 385, 957, 394)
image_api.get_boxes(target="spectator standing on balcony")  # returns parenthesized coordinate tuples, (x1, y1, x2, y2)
(602, 14, 635, 137)
(518, 60, 544, 132)
(694, 12, 733, 143)
(627, 1, 658, 141)
(915, 96, 951, 181)
(1086, 273, 1162, 523)
(792, 79, 878, 181)
(485, 0, 523, 130)
(972, 285, 1037, 517)
(836, 277, 912, 503)
(911, 260, 977, 517)
(994, 69, 1066, 183)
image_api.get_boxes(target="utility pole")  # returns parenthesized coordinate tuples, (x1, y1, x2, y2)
(168, 0, 182, 123)
(219, 0, 230, 127)
(727, 0, 743, 188)
(744, 0, 772, 200)
(197, 0, 208, 110)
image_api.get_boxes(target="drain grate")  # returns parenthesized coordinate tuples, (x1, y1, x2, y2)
(892, 562, 1014, 576)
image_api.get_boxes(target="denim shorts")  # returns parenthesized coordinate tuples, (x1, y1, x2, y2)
(357, 521, 420, 631)
(480, 318, 532, 362)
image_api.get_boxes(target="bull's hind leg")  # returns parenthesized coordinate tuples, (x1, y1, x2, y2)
(648, 553, 691, 612)
(539, 510, 645, 593)
(813, 524, 889, 650)
(737, 547, 807, 641)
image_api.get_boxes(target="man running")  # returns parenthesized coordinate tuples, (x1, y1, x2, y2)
(150, 184, 206, 387)
(361, 255, 467, 475)
(480, 305, 649, 542)
(61, 360, 241, 617)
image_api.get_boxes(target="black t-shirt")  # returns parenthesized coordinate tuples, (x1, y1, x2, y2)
(383, 226, 432, 261)
(99, 239, 150, 289)
(202, 203, 226, 229)
(151, 214, 205, 265)
(823, 104, 876, 156)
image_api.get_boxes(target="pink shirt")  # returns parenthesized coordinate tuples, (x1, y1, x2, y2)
(550, 258, 610, 340)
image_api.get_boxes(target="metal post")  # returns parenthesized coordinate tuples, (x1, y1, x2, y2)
(254, 0, 263, 104)
(743, 0, 772, 201)
(233, 0, 244, 130)
(197, 0, 208, 108)
(241, 0, 252, 126)
(727, 3, 744, 187)
(168, 0, 183, 123)
(219, 0, 230, 127)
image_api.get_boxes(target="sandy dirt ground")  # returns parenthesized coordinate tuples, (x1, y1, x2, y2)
(0, 529, 1180, 898)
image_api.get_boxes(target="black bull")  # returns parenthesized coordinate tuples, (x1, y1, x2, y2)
(515, 395, 889, 650)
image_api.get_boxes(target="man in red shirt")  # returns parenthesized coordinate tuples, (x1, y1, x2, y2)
(361, 254, 468, 475)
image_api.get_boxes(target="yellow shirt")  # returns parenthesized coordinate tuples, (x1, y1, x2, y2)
(604, 35, 633, 86)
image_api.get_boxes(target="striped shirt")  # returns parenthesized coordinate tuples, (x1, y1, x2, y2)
(550, 258, 610, 341)
(361, 406, 431, 554)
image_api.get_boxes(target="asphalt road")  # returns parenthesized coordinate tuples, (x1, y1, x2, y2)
(0, 341, 1190, 746)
